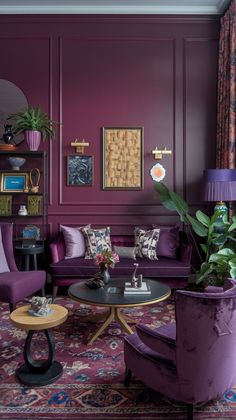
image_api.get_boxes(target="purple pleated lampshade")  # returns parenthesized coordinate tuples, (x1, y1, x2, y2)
(203, 169, 236, 202)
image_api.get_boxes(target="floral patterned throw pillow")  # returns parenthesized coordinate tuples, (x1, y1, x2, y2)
(82, 226, 112, 259)
(134, 228, 160, 260)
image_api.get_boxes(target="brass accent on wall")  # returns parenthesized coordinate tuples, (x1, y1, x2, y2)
(152, 147, 172, 160)
(70, 139, 90, 154)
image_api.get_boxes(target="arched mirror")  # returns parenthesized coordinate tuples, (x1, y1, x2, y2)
(0, 79, 28, 145)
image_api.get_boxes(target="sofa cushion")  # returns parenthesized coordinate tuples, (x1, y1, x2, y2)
(82, 226, 112, 259)
(50, 256, 190, 278)
(113, 245, 136, 260)
(60, 224, 89, 259)
(0, 227, 10, 273)
(153, 226, 180, 259)
(134, 228, 160, 260)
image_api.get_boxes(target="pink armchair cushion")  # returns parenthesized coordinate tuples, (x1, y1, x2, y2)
(0, 227, 10, 273)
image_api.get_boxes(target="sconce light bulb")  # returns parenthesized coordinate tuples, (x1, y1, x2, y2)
(150, 163, 166, 182)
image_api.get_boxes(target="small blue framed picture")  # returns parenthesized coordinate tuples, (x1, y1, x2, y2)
(1, 172, 28, 192)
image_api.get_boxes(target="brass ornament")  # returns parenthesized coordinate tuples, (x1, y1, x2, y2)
(29, 168, 40, 193)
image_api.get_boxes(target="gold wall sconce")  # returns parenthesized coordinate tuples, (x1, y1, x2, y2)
(152, 147, 172, 160)
(71, 138, 90, 154)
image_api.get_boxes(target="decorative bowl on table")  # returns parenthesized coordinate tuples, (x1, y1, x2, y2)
(7, 157, 26, 171)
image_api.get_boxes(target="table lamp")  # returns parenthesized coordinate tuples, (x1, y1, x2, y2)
(203, 169, 236, 221)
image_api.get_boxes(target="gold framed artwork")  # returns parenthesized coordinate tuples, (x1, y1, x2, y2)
(102, 127, 144, 190)
(0, 172, 28, 193)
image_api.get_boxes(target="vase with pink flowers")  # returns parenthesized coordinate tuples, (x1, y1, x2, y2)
(94, 250, 119, 285)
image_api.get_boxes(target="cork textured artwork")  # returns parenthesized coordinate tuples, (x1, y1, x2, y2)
(103, 127, 143, 190)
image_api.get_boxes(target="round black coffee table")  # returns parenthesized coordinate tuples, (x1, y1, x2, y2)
(68, 278, 171, 345)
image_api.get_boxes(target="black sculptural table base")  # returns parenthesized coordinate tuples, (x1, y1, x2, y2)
(16, 329, 63, 386)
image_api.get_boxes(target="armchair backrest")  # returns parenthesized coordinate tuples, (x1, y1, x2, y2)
(0, 223, 18, 272)
(175, 279, 236, 402)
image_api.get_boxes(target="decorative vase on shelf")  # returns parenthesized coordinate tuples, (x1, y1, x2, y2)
(3, 124, 15, 145)
(25, 130, 41, 151)
(100, 264, 110, 285)
(18, 205, 28, 216)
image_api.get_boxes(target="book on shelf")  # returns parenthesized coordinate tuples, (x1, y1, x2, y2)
(124, 281, 151, 295)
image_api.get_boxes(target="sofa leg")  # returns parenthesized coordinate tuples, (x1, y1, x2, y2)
(9, 303, 15, 313)
(52, 285, 58, 302)
(187, 404, 193, 420)
(124, 366, 132, 387)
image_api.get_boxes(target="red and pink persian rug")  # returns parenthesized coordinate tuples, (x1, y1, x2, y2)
(0, 296, 235, 419)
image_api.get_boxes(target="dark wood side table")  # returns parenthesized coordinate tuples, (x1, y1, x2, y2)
(15, 245, 44, 270)
(10, 304, 68, 386)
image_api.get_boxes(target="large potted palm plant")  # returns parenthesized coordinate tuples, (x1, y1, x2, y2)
(9, 106, 56, 150)
(155, 182, 236, 286)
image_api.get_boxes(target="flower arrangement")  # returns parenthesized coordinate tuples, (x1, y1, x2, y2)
(95, 249, 119, 269)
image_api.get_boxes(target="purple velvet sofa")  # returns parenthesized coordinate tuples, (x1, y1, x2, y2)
(49, 228, 192, 299)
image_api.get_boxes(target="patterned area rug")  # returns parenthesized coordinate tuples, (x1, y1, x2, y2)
(0, 296, 236, 419)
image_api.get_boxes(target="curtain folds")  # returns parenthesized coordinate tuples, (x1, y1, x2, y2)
(216, 0, 236, 168)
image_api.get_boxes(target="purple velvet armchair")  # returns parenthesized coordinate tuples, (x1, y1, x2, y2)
(124, 279, 236, 420)
(0, 223, 46, 312)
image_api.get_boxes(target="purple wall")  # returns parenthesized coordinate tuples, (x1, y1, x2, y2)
(0, 15, 219, 236)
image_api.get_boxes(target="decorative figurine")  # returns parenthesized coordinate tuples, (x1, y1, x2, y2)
(28, 296, 52, 317)
(3, 124, 15, 145)
(131, 263, 139, 287)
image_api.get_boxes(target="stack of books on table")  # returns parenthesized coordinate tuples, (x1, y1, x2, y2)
(124, 282, 151, 295)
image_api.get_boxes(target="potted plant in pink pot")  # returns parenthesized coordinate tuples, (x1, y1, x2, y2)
(9, 106, 56, 150)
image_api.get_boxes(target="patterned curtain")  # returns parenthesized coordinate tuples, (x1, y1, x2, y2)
(216, 0, 236, 168)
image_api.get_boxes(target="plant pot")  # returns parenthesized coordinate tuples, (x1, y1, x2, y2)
(25, 130, 41, 151)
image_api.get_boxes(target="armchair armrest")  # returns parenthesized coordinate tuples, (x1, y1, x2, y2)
(49, 234, 66, 264)
(136, 323, 176, 363)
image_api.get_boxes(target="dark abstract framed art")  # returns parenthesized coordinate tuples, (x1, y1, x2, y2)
(67, 155, 93, 186)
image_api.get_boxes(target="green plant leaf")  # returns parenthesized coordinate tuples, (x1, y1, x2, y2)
(200, 243, 207, 254)
(230, 268, 236, 279)
(196, 210, 210, 227)
(169, 189, 189, 215)
(196, 262, 213, 284)
(228, 257, 236, 268)
(208, 253, 227, 263)
(228, 222, 236, 232)
(217, 248, 235, 257)
(186, 214, 207, 237)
